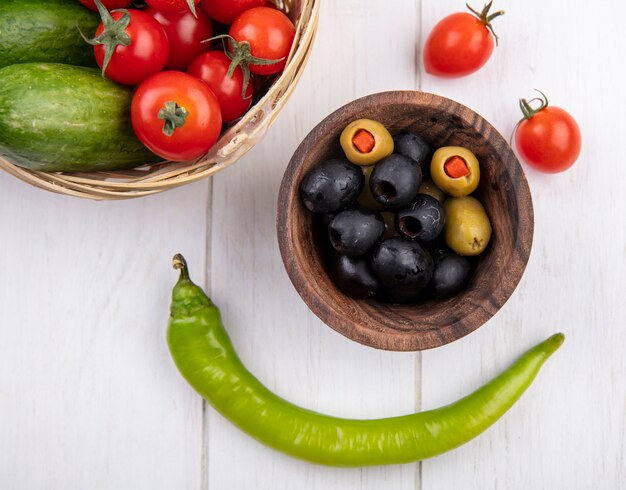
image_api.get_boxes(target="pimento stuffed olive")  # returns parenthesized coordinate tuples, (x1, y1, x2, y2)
(340, 119, 394, 166)
(431, 146, 480, 197)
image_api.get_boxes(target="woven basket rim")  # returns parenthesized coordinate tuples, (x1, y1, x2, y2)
(0, 0, 320, 200)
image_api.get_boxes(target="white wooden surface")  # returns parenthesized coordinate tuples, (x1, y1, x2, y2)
(1, 0, 625, 488)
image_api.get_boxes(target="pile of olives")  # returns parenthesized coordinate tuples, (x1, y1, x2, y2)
(299, 118, 492, 304)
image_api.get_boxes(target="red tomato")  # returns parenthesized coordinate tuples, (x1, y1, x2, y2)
(188, 51, 253, 123)
(201, 0, 268, 25)
(145, 7, 213, 71)
(229, 7, 295, 76)
(79, 0, 132, 11)
(131, 71, 223, 162)
(423, 2, 504, 78)
(92, 9, 169, 85)
(514, 92, 581, 174)
(144, 0, 201, 14)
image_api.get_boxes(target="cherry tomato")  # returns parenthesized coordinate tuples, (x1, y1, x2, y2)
(424, 2, 504, 78)
(79, 0, 131, 11)
(188, 51, 253, 123)
(131, 71, 223, 162)
(514, 91, 581, 174)
(145, 7, 213, 71)
(201, 0, 268, 25)
(144, 0, 201, 14)
(229, 7, 295, 76)
(90, 6, 169, 86)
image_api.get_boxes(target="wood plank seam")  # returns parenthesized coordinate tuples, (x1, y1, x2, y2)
(202, 176, 214, 490)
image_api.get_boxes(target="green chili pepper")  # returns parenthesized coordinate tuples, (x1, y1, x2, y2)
(167, 254, 564, 467)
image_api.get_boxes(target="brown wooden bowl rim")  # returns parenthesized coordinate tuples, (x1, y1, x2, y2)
(277, 90, 534, 351)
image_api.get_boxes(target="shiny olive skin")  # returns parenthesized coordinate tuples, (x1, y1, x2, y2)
(396, 194, 445, 242)
(300, 158, 364, 213)
(393, 132, 431, 176)
(340, 119, 394, 166)
(418, 179, 446, 203)
(331, 255, 381, 299)
(432, 253, 472, 299)
(443, 196, 492, 256)
(431, 146, 480, 197)
(370, 154, 422, 208)
(371, 237, 434, 292)
(328, 207, 384, 256)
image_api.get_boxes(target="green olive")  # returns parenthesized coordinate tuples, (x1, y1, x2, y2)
(340, 119, 394, 166)
(443, 196, 492, 256)
(357, 165, 386, 211)
(430, 146, 480, 197)
(418, 179, 446, 203)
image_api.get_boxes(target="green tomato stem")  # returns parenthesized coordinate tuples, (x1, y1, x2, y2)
(158, 102, 189, 137)
(466, 1, 505, 46)
(78, 0, 132, 78)
(519, 89, 549, 119)
(208, 34, 285, 99)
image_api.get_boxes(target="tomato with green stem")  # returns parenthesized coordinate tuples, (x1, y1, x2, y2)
(131, 71, 223, 162)
(514, 91, 581, 174)
(201, 0, 268, 25)
(145, 7, 213, 71)
(228, 7, 295, 76)
(187, 51, 252, 123)
(82, 0, 169, 86)
(424, 1, 504, 78)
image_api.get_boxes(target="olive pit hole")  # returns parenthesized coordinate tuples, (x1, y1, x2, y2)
(375, 180, 397, 200)
(399, 216, 422, 237)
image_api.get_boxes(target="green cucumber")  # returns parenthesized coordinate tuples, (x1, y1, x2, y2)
(0, 0, 100, 69)
(0, 63, 160, 173)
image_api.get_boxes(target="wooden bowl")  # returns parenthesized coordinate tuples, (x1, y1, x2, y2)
(277, 91, 534, 351)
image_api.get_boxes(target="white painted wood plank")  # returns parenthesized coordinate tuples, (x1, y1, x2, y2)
(0, 178, 209, 489)
(420, 0, 626, 488)
(207, 1, 421, 488)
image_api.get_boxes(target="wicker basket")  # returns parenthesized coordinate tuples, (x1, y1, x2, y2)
(0, 0, 319, 200)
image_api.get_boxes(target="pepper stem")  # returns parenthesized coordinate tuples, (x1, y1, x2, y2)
(466, 1, 505, 45)
(158, 101, 189, 137)
(172, 254, 190, 280)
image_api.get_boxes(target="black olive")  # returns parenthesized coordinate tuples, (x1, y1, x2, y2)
(396, 194, 445, 242)
(393, 132, 431, 176)
(432, 253, 472, 299)
(328, 207, 384, 256)
(300, 158, 364, 214)
(371, 237, 434, 291)
(426, 237, 452, 262)
(369, 154, 422, 208)
(317, 212, 336, 228)
(331, 255, 381, 299)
